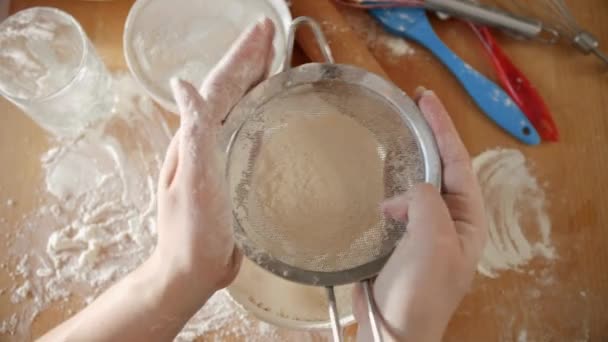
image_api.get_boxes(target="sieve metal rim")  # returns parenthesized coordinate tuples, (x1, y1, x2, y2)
(222, 61, 442, 287)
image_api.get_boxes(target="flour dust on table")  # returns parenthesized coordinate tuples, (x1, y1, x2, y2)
(341, 8, 416, 59)
(473, 148, 556, 277)
(469, 148, 590, 341)
(0, 74, 169, 338)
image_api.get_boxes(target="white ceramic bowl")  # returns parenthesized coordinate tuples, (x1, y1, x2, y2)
(123, 0, 291, 112)
(227, 259, 356, 330)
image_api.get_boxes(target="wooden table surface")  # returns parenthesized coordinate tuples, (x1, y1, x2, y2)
(1, 0, 607, 341)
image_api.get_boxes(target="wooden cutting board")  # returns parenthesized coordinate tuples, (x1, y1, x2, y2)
(1, 0, 607, 341)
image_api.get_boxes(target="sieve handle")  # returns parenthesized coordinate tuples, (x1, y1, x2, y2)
(284, 16, 335, 72)
(326, 286, 343, 342)
(363, 279, 384, 342)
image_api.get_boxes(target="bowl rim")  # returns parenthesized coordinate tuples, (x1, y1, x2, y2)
(226, 284, 357, 330)
(123, 0, 292, 113)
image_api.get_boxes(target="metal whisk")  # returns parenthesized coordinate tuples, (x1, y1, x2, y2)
(337, 0, 608, 65)
(487, 0, 608, 65)
(336, 0, 561, 44)
(551, 0, 608, 64)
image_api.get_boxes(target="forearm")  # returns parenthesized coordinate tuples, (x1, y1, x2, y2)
(39, 252, 213, 342)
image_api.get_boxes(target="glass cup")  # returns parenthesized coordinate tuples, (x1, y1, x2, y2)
(0, 7, 114, 138)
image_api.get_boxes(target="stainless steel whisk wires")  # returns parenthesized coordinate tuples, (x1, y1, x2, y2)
(488, 0, 608, 65)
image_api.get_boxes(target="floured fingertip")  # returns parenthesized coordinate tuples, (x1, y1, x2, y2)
(256, 16, 271, 27)
(170, 77, 184, 97)
(416, 87, 436, 103)
(246, 16, 275, 42)
(380, 195, 409, 220)
(170, 77, 189, 114)
(414, 86, 428, 100)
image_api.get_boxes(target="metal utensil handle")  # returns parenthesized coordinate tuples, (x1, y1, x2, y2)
(284, 16, 335, 72)
(424, 0, 559, 43)
(363, 279, 384, 342)
(326, 286, 343, 342)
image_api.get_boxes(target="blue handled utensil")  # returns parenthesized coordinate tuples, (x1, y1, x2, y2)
(370, 7, 540, 145)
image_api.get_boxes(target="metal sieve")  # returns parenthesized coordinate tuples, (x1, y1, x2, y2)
(221, 17, 441, 342)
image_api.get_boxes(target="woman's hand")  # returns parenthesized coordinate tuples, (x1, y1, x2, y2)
(153, 18, 276, 300)
(353, 89, 488, 342)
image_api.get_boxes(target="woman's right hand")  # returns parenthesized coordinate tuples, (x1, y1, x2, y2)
(353, 88, 488, 342)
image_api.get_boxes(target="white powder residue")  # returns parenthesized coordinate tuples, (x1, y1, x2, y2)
(473, 148, 556, 278)
(10, 281, 31, 304)
(0, 314, 18, 335)
(517, 329, 528, 342)
(247, 112, 384, 272)
(1, 74, 170, 339)
(177, 290, 285, 342)
(381, 35, 415, 57)
(340, 9, 416, 58)
(15, 255, 30, 277)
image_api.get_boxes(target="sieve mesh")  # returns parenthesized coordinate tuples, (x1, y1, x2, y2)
(228, 79, 426, 276)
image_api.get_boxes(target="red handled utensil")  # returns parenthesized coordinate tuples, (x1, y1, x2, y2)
(469, 24, 559, 142)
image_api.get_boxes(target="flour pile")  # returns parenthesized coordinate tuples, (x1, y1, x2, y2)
(0, 75, 320, 341)
(473, 148, 556, 278)
(1, 74, 169, 338)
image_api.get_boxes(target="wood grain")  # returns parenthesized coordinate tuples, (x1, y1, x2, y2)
(290, 0, 389, 78)
(1, 0, 607, 341)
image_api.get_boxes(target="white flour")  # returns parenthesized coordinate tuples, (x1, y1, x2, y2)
(340, 9, 416, 58)
(0, 314, 18, 335)
(473, 148, 556, 278)
(1, 74, 169, 338)
(248, 112, 385, 272)
(381, 35, 415, 57)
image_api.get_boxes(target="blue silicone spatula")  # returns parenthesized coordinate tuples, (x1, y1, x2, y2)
(370, 7, 540, 145)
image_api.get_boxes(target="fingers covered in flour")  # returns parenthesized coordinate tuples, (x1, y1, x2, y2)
(416, 89, 487, 259)
(158, 129, 180, 190)
(170, 78, 223, 186)
(200, 17, 276, 122)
